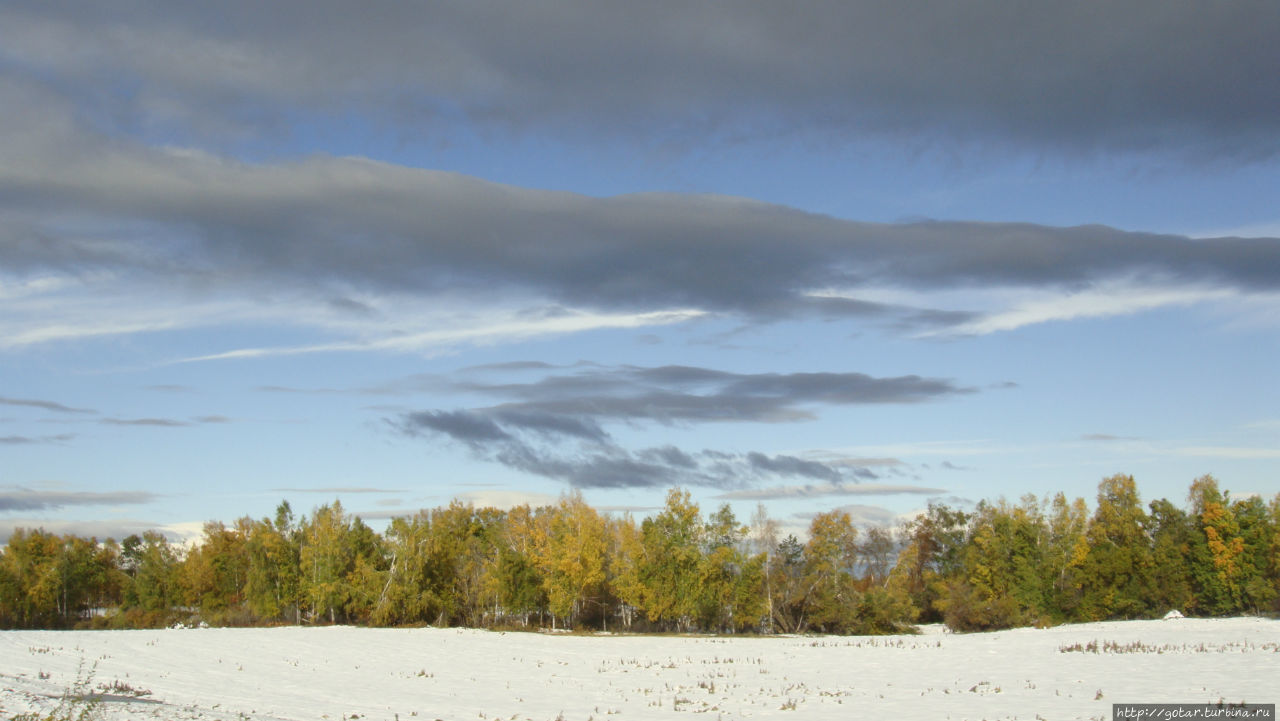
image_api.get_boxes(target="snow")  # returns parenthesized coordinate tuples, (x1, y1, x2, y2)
(2, 617, 1276, 720)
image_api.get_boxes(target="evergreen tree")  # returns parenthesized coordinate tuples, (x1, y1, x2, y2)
(1231, 494, 1277, 613)
(1187, 475, 1245, 615)
(1269, 495, 1280, 612)
(1145, 498, 1194, 615)
(945, 497, 1044, 631)
(122, 530, 181, 617)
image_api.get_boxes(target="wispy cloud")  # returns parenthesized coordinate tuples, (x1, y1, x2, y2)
(168, 309, 704, 364)
(270, 486, 408, 494)
(0, 433, 77, 445)
(828, 439, 1005, 459)
(99, 416, 232, 428)
(0, 488, 157, 512)
(100, 418, 192, 428)
(716, 482, 947, 501)
(0, 396, 95, 414)
(929, 283, 1238, 336)
(1173, 445, 1280, 460)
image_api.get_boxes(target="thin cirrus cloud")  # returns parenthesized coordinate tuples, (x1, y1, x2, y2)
(98, 416, 231, 428)
(393, 364, 970, 490)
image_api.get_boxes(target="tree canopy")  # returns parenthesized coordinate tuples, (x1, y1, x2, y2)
(3, 474, 1277, 633)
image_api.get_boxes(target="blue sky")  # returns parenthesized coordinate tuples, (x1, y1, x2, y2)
(2, 2, 1279, 542)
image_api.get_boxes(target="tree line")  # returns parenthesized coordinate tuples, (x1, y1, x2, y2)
(1, 474, 1277, 633)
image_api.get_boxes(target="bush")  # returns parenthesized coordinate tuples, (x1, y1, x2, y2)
(853, 587, 919, 635)
(942, 580, 1031, 632)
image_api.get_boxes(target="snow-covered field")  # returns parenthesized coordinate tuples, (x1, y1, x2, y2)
(2, 617, 1276, 721)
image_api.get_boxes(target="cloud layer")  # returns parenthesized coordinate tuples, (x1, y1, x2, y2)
(3, 2, 1278, 157)
(4, 137, 1279, 353)
(2, 2, 1278, 359)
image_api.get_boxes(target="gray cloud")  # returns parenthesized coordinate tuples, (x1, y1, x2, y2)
(99, 416, 232, 427)
(101, 418, 191, 427)
(326, 296, 378, 317)
(3, 45, 1279, 342)
(270, 487, 408, 494)
(746, 452, 842, 484)
(3, 132, 1277, 336)
(716, 482, 947, 501)
(393, 363, 964, 490)
(793, 504, 904, 528)
(490, 409, 610, 444)
(256, 385, 344, 395)
(0, 396, 95, 414)
(1080, 433, 1139, 442)
(399, 410, 513, 447)
(461, 361, 561, 374)
(2, 2, 1276, 159)
(457, 365, 971, 426)
(0, 433, 75, 445)
(395, 410, 862, 491)
(0, 488, 157, 512)
(496, 446, 695, 490)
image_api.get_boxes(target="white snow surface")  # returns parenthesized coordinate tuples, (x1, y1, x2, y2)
(2, 617, 1277, 720)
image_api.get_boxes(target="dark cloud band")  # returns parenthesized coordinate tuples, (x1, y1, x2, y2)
(3, 2, 1278, 157)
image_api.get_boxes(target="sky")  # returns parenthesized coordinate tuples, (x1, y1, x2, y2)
(2, 1, 1279, 544)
